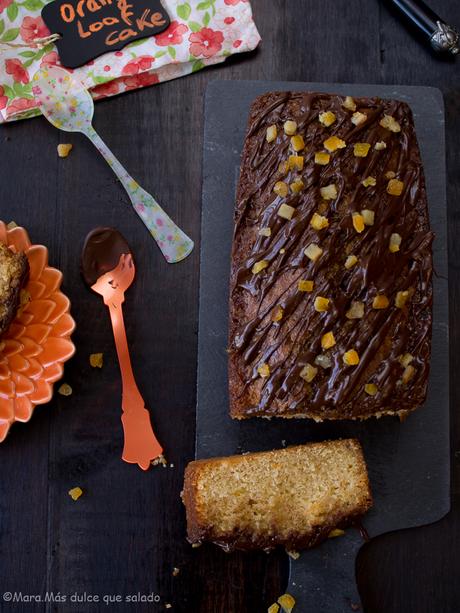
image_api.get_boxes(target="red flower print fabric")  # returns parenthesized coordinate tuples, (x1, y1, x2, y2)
(20, 16, 50, 44)
(40, 51, 60, 68)
(0, 86, 7, 110)
(189, 28, 224, 58)
(154, 20, 189, 46)
(121, 56, 155, 76)
(5, 59, 29, 84)
(0, 0, 13, 14)
(5, 96, 36, 117)
(92, 80, 120, 98)
(0, 0, 261, 122)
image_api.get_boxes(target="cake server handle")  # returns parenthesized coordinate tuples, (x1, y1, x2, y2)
(287, 529, 364, 612)
(107, 298, 163, 470)
(84, 125, 194, 263)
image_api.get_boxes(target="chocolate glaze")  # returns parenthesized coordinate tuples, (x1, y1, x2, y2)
(81, 227, 131, 287)
(228, 92, 433, 420)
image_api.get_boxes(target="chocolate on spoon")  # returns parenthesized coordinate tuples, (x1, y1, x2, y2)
(82, 227, 163, 470)
(81, 227, 131, 287)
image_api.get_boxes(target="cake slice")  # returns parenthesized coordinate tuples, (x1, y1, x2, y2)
(182, 439, 372, 552)
(229, 91, 433, 420)
(0, 242, 29, 337)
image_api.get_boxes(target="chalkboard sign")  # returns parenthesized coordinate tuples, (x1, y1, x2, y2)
(42, 0, 170, 69)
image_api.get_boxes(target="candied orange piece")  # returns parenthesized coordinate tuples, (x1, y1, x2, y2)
(69, 486, 83, 500)
(319, 111, 336, 127)
(328, 528, 345, 538)
(90, 353, 103, 368)
(402, 364, 416, 384)
(278, 203, 295, 220)
(389, 233, 402, 252)
(273, 181, 289, 197)
(364, 383, 378, 396)
(288, 155, 304, 171)
(321, 331, 336, 350)
(257, 363, 270, 378)
(345, 255, 358, 270)
(342, 96, 356, 111)
(58, 383, 72, 396)
(372, 295, 389, 309)
(304, 243, 323, 261)
(278, 593, 296, 613)
(300, 363, 318, 383)
(387, 179, 404, 196)
(346, 301, 364, 319)
(310, 213, 329, 230)
(284, 120, 297, 135)
(351, 111, 366, 125)
(352, 213, 365, 233)
(298, 279, 314, 292)
(278, 160, 289, 175)
(380, 114, 401, 132)
(290, 135, 305, 152)
(272, 306, 284, 322)
(343, 349, 359, 365)
(361, 209, 375, 226)
(314, 296, 330, 312)
(320, 184, 337, 200)
(399, 353, 414, 368)
(290, 179, 305, 194)
(323, 136, 346, 152)
(395, 290, 410, 308)
(252, 260, 269, 274)
(266, 125, 277, 143)
(57, 143, 73, 158)
(314, 151, 330, 165)
(353, 143, 371, 157)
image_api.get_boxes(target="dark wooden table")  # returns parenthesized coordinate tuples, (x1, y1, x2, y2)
(0, 1, 459, 611)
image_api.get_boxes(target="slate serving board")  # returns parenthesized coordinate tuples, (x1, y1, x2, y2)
(197, 80, 449, 612)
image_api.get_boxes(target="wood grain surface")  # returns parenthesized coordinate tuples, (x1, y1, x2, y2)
(0, 1, 459, 611)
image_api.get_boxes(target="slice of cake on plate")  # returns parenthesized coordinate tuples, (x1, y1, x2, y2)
(0, 242, 29, 337)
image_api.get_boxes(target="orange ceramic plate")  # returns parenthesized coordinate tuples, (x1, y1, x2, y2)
(0, 222, 76, 442)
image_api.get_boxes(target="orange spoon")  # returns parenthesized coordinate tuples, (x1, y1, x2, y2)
(82, 228, 163, 470)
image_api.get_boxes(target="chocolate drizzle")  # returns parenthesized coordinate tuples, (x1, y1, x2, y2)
(81, 227, 131, 287)
(228, 92, 433, 419)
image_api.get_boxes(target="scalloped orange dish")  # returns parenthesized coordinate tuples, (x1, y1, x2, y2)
(0, 222, 76, 442)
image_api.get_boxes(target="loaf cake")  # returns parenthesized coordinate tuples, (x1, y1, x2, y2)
(182, 439, 372, 552)
(0, 242, 29, 337)
(229, 91, 433, 420)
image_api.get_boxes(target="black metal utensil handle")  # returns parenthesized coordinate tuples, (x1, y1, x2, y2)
(288, 529, 365, 612)
(386, 0, 459, 55)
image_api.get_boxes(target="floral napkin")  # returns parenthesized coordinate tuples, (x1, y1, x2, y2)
(0, 0, 260, 122)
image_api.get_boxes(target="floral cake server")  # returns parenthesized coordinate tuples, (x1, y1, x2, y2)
(33, 65, 193, 263)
